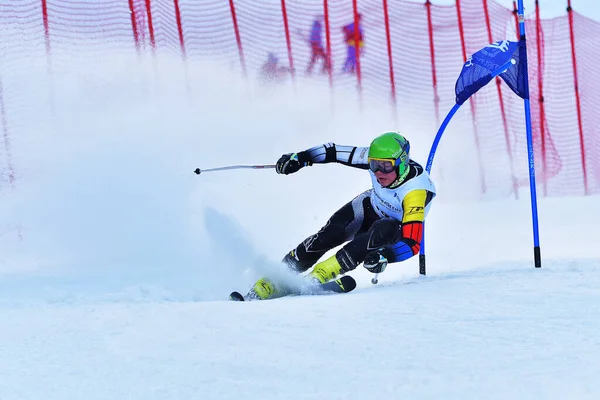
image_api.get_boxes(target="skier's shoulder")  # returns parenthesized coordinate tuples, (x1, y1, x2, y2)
(398, 159, 423, 182)
(397, 160, 435, 193)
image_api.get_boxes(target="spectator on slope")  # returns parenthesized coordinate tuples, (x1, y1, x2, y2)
(305, 16, 330, 75)
(241, 131, 437, 300)
(342, 13, 364, 74)
(259, 52, 293, 84)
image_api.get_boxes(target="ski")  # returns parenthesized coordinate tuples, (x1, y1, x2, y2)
(229, 275, 357, 301)
(229, 291, 245, 301)
(310, 275, 357, 295)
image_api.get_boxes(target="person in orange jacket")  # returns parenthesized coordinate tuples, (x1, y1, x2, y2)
(342, 14, 364, 73)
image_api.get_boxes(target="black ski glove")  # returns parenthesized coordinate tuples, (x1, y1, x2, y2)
(363, 250, 389, 274)
(276, 152, 312, 175)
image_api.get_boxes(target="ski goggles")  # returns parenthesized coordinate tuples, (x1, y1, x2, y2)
(368, 158, 396, 173)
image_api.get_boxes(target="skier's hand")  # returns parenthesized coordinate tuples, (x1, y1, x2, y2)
(276, 152, 311, 175)
(363, 250, 388, 274)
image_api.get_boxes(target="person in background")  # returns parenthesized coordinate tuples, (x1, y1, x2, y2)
(306, 16, 329, 75)
(342, 14, 364, 74)
(259, 52, 293, 84)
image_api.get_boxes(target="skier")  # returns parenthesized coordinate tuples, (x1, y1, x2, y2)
(244, 131, 436, 300)
(305, 16, 329, 75)
(342, 14, 364, 74)
(259, 52, 293, 84)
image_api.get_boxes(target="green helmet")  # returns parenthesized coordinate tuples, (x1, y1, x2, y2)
(368, 131, 411, 180)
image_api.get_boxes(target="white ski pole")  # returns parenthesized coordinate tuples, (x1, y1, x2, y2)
(194, 165, 276, 175)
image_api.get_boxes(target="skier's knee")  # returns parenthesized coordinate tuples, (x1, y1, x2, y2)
(369, 218, 401, 247)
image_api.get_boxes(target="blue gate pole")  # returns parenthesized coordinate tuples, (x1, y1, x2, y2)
(517, 0, 542, 268)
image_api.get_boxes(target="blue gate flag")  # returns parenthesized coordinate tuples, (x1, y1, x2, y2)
(455, 39, 528, 104)
(500, 38, 530, 100)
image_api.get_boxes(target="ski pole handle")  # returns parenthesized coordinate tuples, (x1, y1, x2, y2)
(194, 164, 276, 175)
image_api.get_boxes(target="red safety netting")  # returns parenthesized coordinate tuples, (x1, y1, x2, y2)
(1, 0, 598, 199)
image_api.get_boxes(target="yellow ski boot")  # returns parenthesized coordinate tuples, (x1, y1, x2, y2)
(309, 254, 343, 284)
(246, 277, 280, 300)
